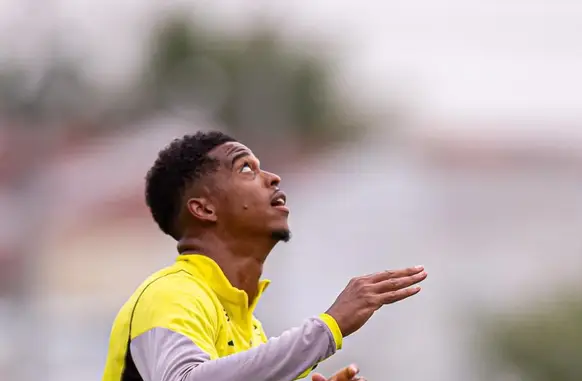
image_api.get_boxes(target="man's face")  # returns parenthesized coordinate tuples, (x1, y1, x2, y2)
(206, 141, 291, 242)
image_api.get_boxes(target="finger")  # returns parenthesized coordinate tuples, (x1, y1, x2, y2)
(311, 370, 362, 381)
(377, 285, 422, 305)
(329, 364, 359, 381)
(373, 270, 427, 292)
(369, 265, 424, 282)
(312, 373, 327, 381)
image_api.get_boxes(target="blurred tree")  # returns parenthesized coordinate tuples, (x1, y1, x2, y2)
(141, 13, 361, 151)
(0, 12, 371, 152)
(0, 60, 96, 128)
(484, 293, 582, 381)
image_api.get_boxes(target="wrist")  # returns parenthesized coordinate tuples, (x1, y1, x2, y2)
(318, 313, 343, 350)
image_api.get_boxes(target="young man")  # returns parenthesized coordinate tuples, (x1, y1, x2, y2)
(102, 131, 427, 381)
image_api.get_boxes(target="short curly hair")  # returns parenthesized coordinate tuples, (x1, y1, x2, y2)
(145, 131, 236, 239)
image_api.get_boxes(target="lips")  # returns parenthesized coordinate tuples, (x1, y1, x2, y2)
(270, 191, 287, 207)
(270, 190, 289, 213)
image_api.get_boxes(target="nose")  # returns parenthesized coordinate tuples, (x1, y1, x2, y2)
(263, 170, 281, 188)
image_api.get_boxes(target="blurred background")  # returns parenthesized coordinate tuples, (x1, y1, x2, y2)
(1, 1, 582, 380)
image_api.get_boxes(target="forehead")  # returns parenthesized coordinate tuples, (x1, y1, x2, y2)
(208, 141, 255, 166)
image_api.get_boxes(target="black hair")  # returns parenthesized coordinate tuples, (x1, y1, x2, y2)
(145, 131, 236, 239)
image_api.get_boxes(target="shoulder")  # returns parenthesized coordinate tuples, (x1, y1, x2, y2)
(130, 269, 220, 338)
(136, 269, 210, 305)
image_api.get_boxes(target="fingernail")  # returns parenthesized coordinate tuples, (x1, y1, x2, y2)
(415, 265, 424, 269)
(349, 365, 359, 375)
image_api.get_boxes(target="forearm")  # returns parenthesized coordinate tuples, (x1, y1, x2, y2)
(131, 316, 341, 381)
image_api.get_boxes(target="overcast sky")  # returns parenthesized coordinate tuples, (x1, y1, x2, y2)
(1, 0, 582, 125)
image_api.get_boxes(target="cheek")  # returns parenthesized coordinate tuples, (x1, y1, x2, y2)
(239, 189, 267, 213)
(227, 179, 267, 214)
(221, 189, 253, 214)
(240, 194, 261, 211)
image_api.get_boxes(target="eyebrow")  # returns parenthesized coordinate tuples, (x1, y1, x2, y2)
(231, 151, 250, 167)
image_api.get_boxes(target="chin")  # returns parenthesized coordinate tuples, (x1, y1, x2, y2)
(271, 228, 292, 243)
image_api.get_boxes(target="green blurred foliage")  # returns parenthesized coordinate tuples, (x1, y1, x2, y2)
(0, 59, 97, 127)
(0, 12, 367, 146)
(142, 14, 360, 144)
(485, 294, 582, 381)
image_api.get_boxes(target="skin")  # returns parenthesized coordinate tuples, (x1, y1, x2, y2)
(176, 141, 289, 303)
(174, 141, 428, 379)
(312, 364, 364, 381)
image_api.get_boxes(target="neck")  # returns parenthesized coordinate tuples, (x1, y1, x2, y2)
(177, 230, 277, 303)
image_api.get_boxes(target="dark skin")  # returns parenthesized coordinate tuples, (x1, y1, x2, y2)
(176, 141, 428, 379)
(177, 141, 289, 303)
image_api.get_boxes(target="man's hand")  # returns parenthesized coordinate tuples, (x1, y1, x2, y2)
(312, 364, 364, 381)
(326, 265, 427, 337)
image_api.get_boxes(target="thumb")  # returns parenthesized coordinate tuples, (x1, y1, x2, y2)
(331, 364, 360, 381)
(312, 373, 327, 381)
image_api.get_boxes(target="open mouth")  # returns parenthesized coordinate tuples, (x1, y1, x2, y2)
(270, 191, 289, 212)
(271, 196, 286, 207)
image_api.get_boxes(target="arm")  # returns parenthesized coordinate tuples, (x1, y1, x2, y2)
(294, 314, 343, 379)
(128, 277, 343, 381)
(130, 314, 342, 381)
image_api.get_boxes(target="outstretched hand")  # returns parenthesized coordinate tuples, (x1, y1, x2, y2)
(326, 265, 427, 337)
(311, 364, 365, 381)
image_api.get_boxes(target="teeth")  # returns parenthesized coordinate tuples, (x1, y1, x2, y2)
(276, 198, 285, 206)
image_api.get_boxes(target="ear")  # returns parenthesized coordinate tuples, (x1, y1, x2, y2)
(187, 197, 218, 222)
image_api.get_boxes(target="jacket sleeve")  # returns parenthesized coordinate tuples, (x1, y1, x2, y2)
(129, 276, 343, 381)
(130, 315, 342, 381)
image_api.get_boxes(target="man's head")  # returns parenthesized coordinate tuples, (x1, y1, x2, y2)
(145, 131, 290, 244)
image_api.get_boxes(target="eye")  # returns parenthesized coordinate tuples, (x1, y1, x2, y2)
(240, 163, 253, 173)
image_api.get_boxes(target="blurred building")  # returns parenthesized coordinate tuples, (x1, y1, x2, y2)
(3, 121, 576, 381)
(1, 1, 582, 380)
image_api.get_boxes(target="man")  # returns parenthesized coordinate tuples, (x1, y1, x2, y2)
(102, 131, 427, 381)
